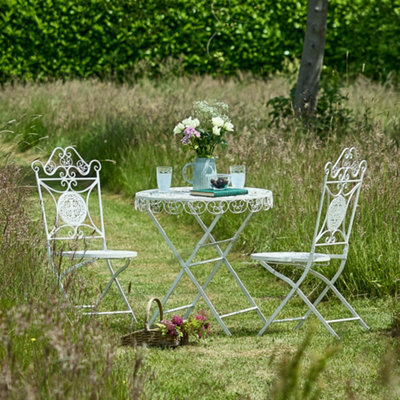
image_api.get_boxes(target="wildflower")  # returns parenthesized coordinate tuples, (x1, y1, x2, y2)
(212, 126, 221, 136)
(195, 313, 206, 322)
(30, 337, 37, 342)
(158, 311, 210, 342)
(172, 315, 183, 327)
(182, 117, 200, 128)
(173, 100, 234, 158)
(173, 122, 185, 134)
(212, 116, 224, 128)
(182, 126, 201, 145)
(184, 126, 201, 138)
(224, 121, 234, 131)
(165, 321, 177, 336)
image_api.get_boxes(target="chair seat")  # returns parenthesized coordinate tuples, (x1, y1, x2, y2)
(61, 249, 138, 259)
(251, 251, 331, 264)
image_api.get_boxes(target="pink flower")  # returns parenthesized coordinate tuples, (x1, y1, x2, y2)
(172, 315, 183, 327)
(184, 126, 201, 138)
(195, 314, 206, 322)
(166, 321, 177, 336)
(181, 126, 200, 145)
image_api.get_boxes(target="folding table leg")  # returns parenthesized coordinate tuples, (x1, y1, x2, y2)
(146, 209, 232, 335)
(185, 211, 267, 326)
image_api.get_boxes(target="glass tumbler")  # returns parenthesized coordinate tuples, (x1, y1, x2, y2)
(229, 165, 246, 188)
(157, 166, 172, 192)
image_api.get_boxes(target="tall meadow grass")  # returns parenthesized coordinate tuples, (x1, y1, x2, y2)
(0, 75, 399, 299)
(1, 75, 400, 399)
(0, 163, 149, 399)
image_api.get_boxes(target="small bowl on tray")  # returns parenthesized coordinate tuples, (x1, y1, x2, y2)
(210, 174, 231, 190)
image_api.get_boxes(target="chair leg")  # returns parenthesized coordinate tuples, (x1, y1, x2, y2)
(61, 257, 137, 322)
(296, 266, 369, 332)
(103, 259, 137, 322)
(297, 283, 369, 332)
(295, 287, 340, 338)
(257, 260, 340, 338)
(49, 257, 67, 294)
(258, 284, 340, 338)
(258, 284, 298, 335)
(51, 256, 93, 296)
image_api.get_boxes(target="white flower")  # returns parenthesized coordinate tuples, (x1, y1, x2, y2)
(173, 122, 185, 135)
(224, 121, 234, 132)
(182, 117, 200, 128)
(212, 126, 221, 136)
(212, 117, 224, 128)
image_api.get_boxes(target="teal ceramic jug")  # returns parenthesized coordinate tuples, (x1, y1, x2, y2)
(182, 158, 217, 190)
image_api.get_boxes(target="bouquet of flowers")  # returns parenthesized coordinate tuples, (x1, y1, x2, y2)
(156, 310, 211, 342)
(173, 100, 234, 158)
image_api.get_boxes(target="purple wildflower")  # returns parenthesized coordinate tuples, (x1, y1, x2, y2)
(181, 136, 190, 145)
(184, 126, 200, 138)
(195, 314, 206, 322)
(172, 315, 183, 327)
(165, 321, 177, 336)
(181, 126, 200, 145)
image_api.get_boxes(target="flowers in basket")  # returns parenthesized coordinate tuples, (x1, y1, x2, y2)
(156, 310, 211, 343)
(173, 100, 234, 158)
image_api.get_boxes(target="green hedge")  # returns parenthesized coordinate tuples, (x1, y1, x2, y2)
(1, 0, 399, 83)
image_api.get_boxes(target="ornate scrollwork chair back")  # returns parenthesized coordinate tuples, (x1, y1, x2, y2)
(312, 147, 367, 257)
(32, 146, 137, 321)
(251, 147, 369, 338)
(31, 146, 105, 244)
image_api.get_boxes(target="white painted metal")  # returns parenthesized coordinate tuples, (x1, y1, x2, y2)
(32, 146, 137, 321)
(251, 252, 331, 264)
(251, 147, 369, 338)
(135, 187, 273, 335)
(62, 250, 138, 259)
(135, 187, 273, 215)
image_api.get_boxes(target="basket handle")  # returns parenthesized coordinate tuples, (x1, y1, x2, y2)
(145, 297, 163, 331)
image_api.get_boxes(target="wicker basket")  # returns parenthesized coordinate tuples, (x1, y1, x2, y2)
(121, 297, 181, 348)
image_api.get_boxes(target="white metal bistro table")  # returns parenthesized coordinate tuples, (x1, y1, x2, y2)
(135, 187, 273, 335)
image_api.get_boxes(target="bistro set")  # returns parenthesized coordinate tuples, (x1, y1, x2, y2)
(31, 145, 369, 339)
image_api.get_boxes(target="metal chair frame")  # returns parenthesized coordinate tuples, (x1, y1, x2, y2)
(32, 146, 137, 321)
(251, 147, 369, 338)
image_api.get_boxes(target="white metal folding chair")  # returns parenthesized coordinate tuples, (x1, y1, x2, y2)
(32, 146, 137, 321)
(251, 147, 369, 338)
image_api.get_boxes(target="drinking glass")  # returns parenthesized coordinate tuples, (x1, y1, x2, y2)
(157, 166, 172, 192)
(230, 165, 246, 188)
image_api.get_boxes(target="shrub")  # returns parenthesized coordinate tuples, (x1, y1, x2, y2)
(0, 0, 399, 83)
(266, 73, 355, 138)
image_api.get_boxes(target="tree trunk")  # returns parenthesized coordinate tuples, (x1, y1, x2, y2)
(294, 0, 328, 118)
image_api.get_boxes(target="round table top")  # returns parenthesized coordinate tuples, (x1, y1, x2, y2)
(135, 187, 273, 215)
